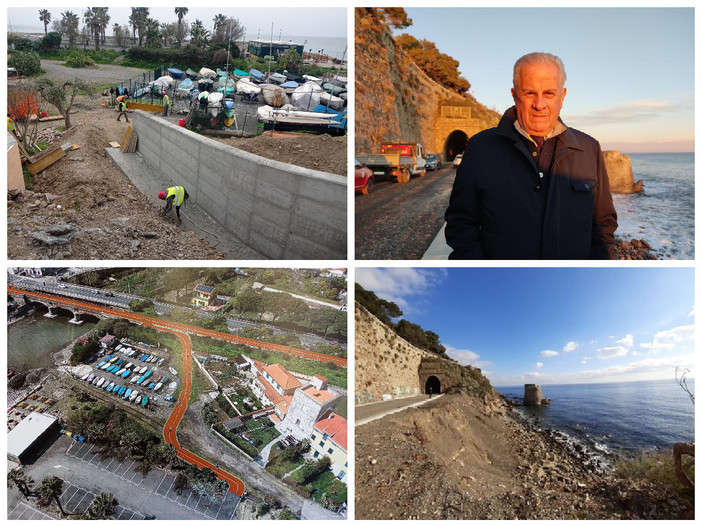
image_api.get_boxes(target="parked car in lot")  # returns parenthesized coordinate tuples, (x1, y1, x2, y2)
(452, 154, 464, 168)
(355, 158, 375, 195)
(425, 153, 441, 171)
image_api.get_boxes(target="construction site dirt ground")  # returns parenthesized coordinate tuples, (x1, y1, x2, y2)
(8, 61, 347, 260)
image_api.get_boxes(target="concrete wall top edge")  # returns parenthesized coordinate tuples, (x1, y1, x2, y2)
(138, 111, 346, 186)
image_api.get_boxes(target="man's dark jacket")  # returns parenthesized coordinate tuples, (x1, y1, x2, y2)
(445, 107, 617, 259)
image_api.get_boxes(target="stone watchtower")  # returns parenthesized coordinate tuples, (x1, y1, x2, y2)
(524, 384, 543, 406)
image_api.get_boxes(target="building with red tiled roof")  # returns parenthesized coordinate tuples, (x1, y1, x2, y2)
(311, 411, 348, 482)
(277, 378, 340, 443)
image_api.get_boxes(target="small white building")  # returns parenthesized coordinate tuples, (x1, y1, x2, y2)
(8, 412, 59, 464)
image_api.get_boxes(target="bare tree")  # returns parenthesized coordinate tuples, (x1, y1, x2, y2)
(675, 366, 694, 405)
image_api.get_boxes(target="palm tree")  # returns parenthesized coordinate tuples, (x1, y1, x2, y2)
(87, 492, 117, 519)
(212, 13, 227, 39)
(61, 11, 79, 47)
(189, 19, 209, 49)
(37, 475, 66, 517)
(95, 8, 110, 46)
(130, 7, 149, 46)
(83, 8, 102, 50)
(7, 468, 34, 500)
(39, 9, 52, 35)
(174, 7, 189, 46)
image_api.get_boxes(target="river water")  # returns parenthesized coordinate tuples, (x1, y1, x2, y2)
(8, 312, 98, 370)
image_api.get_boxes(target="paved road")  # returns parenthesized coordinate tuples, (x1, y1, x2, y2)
(355, 165, 457, 259)
(356, 395, 439, 425)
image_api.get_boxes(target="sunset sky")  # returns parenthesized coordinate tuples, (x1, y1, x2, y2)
(397, 7, 694, 153)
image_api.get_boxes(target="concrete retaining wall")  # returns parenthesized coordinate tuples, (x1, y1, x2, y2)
(132, 110, 347, 259)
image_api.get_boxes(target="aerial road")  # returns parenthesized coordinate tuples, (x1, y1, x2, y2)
(355, 164, 457, 259)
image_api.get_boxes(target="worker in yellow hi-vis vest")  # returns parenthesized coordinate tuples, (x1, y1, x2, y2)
(163, 92, 170, 116)
(158, 186, 189, 223)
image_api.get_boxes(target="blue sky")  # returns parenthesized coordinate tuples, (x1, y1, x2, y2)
(397, 7, 694, 153)
(356, 267, 695, 386)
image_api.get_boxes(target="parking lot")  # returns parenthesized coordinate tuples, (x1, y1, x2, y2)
(8, 436, 241, 520)
(66, 440, 241, 519)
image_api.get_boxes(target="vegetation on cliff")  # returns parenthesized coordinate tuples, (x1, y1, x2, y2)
(396, 33, 471, 94)
(356, 283, 446, 356)
(355, 7, 500, 152)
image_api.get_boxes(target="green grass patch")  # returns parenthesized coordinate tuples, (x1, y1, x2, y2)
(614, 448, 694, 496)
(191, 335, 347, 388)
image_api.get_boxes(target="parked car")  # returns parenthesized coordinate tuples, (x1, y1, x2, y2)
(425, 153, 441, 171)
(452, 154, 464, 168)
(355, 158, 375, 195)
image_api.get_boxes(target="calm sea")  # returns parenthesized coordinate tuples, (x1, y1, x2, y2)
(613, 152, 694, 259)
(497, 380, 695, 462)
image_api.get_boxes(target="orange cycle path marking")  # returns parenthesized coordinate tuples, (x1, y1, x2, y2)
(8, 286, 347, 367)
(9, 287, 251, 495)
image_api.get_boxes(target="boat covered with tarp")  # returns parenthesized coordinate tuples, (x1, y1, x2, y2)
(249, 68, 265, 82)
(168, 67, 184, 79)
(261, 84, 289, 107)
(291, 82, 324, 111)
(257, 104, 347, 135)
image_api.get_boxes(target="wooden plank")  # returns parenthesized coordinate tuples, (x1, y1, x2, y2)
(28, 148, 66, 175)
(108, 141, 121, 148)
(120, 127, 133, 152)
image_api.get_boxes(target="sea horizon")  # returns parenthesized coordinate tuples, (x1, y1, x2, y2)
(495, 376, 694, 390)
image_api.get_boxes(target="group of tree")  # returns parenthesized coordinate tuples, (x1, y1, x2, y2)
(7, 470, 117, 519)
(356, 283, 446, 356)
(361, 7, 472, 95)
(30, 7, 245, 52)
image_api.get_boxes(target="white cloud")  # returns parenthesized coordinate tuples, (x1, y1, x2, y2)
(688, 305, 695, 317)
(355, 268, 447, 313)
(640, 324, 695, 354)
(566, 99, 680, 126)
(535, 362, 544, 369)
(597, 346, 629, 359)
(540, 350, 558, 358)
(444, 345, 492, 369)
(562, 341, 578, 353)
(616, 334, 634, 348)
(493, 353, 695, 386)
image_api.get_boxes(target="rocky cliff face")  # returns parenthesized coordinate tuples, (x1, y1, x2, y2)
(355, 8, 499, 153)
(355, 304, 431, 403)
(604, 150, 644, 194)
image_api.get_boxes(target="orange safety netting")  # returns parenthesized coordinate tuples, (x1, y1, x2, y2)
(8, 91, 39, 121)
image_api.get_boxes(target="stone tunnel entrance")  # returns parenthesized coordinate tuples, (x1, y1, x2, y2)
(444, 130, 469, 161)
(424, 375, 442, 395)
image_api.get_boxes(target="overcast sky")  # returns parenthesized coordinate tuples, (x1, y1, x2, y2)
(397, 7, 694, 153)
(8, 6, 347, 39)
(356, 267, 695, 387)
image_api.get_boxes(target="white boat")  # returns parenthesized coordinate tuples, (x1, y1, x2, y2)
(257, 105, 341, 126)
(154, 382, 163, 392)
(105, 381, 115, 391)
(80, 372, 91, 381)
(96, 377, 105, 388)
(291, 82, 323, 111)
(129, 391, 139, 402)
(135, 395, 142, 404)
(130, 375, 139, 384)
(208, 91, 224, 116)
(302, 74, 323, 85)
(169, 368, 178, 376)
(126, 362, 133, 369)
(139, 366, 147, 374)
(236, 78, 261, 101)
